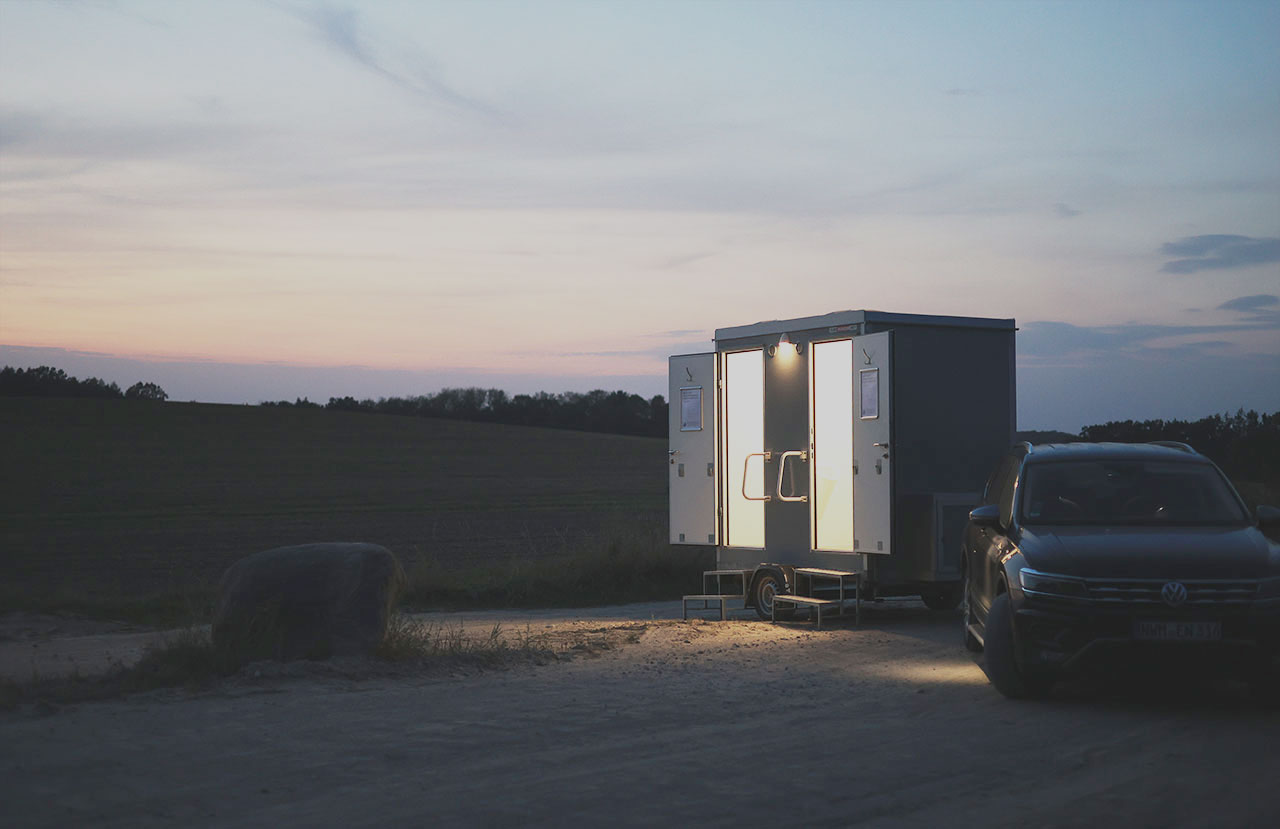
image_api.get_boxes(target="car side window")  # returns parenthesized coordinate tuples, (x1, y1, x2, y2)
(997, 458, 1021, 528)
(983, 455, 1014, 506)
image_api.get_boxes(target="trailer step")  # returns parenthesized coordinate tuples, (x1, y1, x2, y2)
(701, 569, 752, 597)
(771, 595, 843, 629)
(683, 569, 754, 622)
(794, 567, 859, 579)
(779, 568, 862, 629)
(682, 595, 740, 621)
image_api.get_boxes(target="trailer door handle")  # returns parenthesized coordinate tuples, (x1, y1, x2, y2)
(775, 449, 808, 503)
(742, 452, 772, 501)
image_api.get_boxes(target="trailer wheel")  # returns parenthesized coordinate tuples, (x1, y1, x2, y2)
(751, 569, 794, 622)
(920, 585, 962, 612)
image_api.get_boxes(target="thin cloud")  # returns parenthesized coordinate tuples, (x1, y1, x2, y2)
(1217, 294, 1278, 313)
(1160, 234, 1280, 274)
(1217, 294, 1280, 327)
(297, 4, 498, 119)
(0, 106, 246, 164)
(646, 329, 707, 339)
(657, 251, 716, 270)
(1020, 317, 1279, 360)
(548, 337, 711, 361)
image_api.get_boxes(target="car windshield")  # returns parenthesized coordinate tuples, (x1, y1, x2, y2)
(1019, 460, 1249, 526)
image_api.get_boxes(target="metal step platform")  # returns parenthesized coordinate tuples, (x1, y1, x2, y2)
(682, 570, 751, 620)
(774, 568, 861, 629)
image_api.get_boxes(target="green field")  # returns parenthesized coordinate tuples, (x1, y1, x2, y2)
(1, 398, 670, 617)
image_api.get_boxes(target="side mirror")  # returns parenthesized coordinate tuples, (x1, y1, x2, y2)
(1257, 505, 1280, 531)
(969, 504, 1002, 529)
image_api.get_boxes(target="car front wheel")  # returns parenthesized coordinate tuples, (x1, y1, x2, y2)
(983, 592, 1052, 699)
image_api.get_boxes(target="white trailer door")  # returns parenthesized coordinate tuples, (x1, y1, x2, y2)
(669, 353, 718, 545)
(853, 331, 892, 554)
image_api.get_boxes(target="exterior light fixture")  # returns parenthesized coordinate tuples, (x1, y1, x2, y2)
(768, 333, 803, 358)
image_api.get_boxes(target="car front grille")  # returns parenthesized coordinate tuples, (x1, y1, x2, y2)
(1085, 578, 1259, 605)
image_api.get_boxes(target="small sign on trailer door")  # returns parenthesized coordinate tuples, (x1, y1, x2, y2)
(680, 387, 702, 431)
(859, 368, 879, 420)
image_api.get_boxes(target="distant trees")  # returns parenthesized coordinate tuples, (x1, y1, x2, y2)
(258, 397, 322, 409)
(1081, 409, 1279, 485)
(260, 387, 669, 438)
(2, 365, 116, 399)
(125, 381, 168, 401)
(5, 364, 1275, 473)
(0, 366, 168, 401)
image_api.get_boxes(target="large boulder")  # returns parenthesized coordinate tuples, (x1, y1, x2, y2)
(212, 543, 404, 661)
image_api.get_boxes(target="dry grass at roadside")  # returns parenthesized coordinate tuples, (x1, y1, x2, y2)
(0, 614, 655, 712)
(0, 586, 215, 630)
(401, 520, 712, 611)
(0, 627, 230, 712)
(375, 615, 552, 665)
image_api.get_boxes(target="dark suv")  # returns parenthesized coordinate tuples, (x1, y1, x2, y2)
(962, 441, 1280, 699)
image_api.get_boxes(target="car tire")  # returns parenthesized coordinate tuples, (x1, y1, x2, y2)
(983, 592, 1051, 699)
(921, 585, 962, 612)
(962, 572, 983, 653)
(751, 569, 794, 622)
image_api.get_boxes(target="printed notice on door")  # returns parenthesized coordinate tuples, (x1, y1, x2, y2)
(680, 387, 702, 431)
(860, 369, 879, 419)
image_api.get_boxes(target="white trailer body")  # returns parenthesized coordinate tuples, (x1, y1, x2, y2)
(670, 309, 1016, 619)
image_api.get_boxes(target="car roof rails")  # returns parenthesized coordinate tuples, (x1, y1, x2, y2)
(1148, 440, 1197, 454)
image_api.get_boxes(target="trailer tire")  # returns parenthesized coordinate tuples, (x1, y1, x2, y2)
(751, 569, 794, 622)
(920, 585, 962, 612)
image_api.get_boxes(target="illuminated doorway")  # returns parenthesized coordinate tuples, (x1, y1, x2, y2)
(811, 339, 854, 551)
(722, 349, 765, 548)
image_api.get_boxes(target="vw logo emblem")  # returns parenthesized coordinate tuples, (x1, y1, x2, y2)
(1161, 582, 1188, 608)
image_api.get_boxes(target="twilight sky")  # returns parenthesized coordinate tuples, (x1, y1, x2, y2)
(1, 0, 1277, 431)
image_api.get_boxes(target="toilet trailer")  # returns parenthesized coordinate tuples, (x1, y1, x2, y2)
(669, 310, 1016, 621)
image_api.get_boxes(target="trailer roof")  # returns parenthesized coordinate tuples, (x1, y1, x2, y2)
(714, 309, 1016, 341)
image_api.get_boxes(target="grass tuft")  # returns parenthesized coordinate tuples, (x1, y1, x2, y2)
(375, 615, 554, 667)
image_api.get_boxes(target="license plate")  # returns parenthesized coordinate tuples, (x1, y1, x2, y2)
(1132, 620, 1222, 641)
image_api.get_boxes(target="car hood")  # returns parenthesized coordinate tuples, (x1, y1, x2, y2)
(1018, 525, 1278, 580)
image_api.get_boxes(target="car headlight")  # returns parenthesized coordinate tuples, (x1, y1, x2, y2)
(1258, 577, 1280, 600)
(1019, 569, 1088, 598)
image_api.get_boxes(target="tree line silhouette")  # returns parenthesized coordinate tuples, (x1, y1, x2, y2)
(262, 388, 669, 438)
(1080, 409, 1279, 486)
(4, 366, 1276, 477)
(0, 366, 168, 400)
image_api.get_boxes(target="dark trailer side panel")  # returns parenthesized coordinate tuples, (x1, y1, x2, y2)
(861, 313, 1016, 588)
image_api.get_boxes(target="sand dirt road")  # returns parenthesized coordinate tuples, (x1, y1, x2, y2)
(3, 600, 1277, 827)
